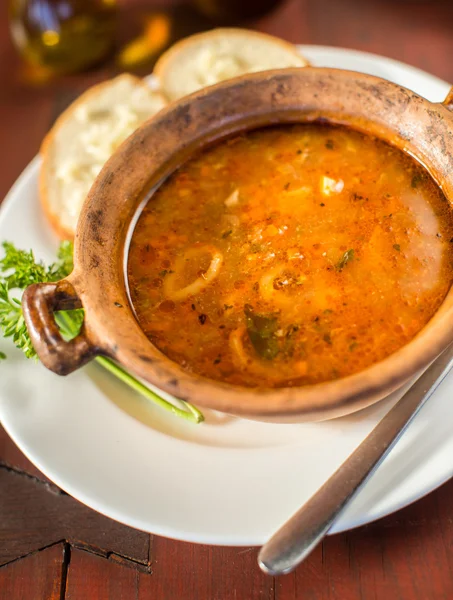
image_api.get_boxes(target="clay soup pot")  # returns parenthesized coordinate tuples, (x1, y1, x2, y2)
(22, 68, 453, 421)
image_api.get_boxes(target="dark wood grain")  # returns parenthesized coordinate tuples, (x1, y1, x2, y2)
(1, 0, 453, 598)
(0, 468, 149, 566)
(66, 549, 139, 600)
(0, 543, 65, 600)
(139, 538, 275, 600)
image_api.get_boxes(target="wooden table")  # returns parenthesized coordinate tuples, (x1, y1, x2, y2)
(1, 1, 453, 598)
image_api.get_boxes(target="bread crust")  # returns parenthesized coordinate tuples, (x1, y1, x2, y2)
(154, 28, 309, 101)
(39, 75, 166, 240)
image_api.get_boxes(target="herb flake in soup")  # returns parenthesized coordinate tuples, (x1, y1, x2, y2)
(127, 124, 453, 388)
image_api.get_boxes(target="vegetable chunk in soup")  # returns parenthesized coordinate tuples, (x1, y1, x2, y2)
(127, 124, 453, 388)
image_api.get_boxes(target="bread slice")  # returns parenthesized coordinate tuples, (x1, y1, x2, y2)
(40, 74, 167, 239)
(154, 28, 309, 101)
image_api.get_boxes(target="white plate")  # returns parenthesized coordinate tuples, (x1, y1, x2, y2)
(1, 47, 452, 546)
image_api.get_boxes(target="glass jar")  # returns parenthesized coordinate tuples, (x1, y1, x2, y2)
(9, 0, 117, 75)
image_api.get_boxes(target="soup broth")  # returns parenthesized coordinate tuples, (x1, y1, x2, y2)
(127, 124, 453, 388)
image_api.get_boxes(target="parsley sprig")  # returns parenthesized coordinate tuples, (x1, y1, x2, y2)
(0, 241, 203, 424)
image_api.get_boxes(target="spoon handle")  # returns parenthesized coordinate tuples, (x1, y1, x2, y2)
(258, 344, 453, 576)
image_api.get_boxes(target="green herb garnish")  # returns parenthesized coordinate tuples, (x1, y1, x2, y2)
(0, 281, 35, 358)
(0, 241, 203, 424)
(336, 249, 355, 271)
(393, 244, 401, 252)
(244, 304, 280, 360)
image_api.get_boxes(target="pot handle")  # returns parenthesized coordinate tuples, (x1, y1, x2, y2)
(22, 279, 98, 375)
(443, 87, 453, 111)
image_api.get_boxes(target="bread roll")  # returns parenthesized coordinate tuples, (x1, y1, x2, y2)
(154, 28, 309, 101)
(40, 74, 167, 239)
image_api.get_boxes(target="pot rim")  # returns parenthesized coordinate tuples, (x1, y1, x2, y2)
(69, 67, 453, 419)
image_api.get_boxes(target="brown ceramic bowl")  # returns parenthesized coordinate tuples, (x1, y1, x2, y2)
(22, 68, 453, 422)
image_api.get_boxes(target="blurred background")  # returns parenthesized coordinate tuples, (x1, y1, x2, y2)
(1, 0, 453, 203)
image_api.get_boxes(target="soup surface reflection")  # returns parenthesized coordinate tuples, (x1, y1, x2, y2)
(127, 124, 453, 388)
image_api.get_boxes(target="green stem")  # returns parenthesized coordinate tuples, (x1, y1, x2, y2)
(55, 310, 204, 424)
(95, 356, 204, 423)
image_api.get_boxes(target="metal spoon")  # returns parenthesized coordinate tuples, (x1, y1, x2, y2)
(258, 343, 453, 576)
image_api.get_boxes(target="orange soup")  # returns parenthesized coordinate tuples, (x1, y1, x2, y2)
(127, 124, 453, 388)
